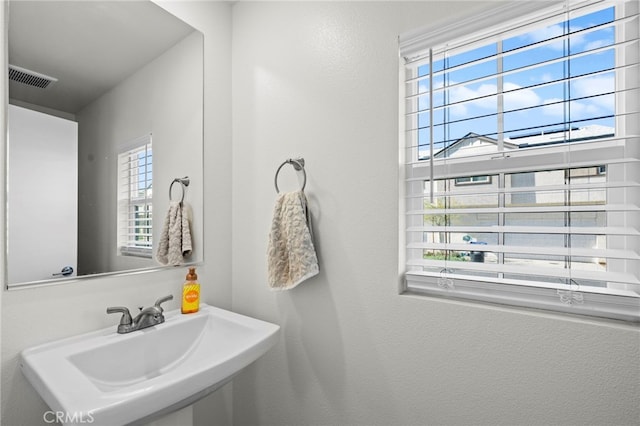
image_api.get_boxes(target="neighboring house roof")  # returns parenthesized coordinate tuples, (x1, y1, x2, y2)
(508, 125, 615, 148)
(434, 132, 518, 158)
(434, 125, 615, 158)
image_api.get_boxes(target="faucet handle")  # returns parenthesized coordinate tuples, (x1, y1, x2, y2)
(106, 306, 133, 325)
(154, 294, 174, 311)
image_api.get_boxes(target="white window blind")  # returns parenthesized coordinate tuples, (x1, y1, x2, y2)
(400, 0, 639, 321)
(117, 134, 153, 258)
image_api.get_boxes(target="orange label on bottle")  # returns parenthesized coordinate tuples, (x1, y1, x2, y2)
(185, 289, 199, 303)
(182, 283, 200, 314)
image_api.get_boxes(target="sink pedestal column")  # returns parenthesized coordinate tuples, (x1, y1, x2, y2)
(143, 406, 192, 426)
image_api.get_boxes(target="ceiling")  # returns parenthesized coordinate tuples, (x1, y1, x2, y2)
(8, 1, 195, 114)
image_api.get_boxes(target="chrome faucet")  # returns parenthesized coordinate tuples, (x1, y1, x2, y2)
(107, 295, 174, 334)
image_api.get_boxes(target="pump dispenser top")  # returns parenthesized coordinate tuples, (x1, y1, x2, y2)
(186, 267, 197, 282)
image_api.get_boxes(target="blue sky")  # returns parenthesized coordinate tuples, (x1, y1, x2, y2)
(135, 149, 152, 193)
(416, 7, 616, 155)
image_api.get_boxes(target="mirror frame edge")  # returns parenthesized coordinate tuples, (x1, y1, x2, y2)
(2, 0, 9, 290)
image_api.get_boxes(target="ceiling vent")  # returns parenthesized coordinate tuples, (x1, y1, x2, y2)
(9, 64, 58, 89)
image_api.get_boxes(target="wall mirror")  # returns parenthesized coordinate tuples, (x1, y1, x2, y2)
(6, 1, 204, 288)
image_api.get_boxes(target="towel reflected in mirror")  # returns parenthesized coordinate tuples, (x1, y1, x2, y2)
(156, 201, 192, 266)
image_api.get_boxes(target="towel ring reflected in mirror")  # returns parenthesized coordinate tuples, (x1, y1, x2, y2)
(169, 176, 190, 204)
(274, 158, 306, 193)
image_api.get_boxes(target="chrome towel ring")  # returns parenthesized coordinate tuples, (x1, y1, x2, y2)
(169, 176, 190, 204)
(274, 158, 306, 193)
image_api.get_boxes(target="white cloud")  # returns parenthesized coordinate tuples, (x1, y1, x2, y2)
(541, 92, 610, 120)
(569, 101, 602, 118)
(504, 82, 541, 111)
(540, 98, 600, 119)
(526, 24, 564, 45)
(441, 81, 544, 118)
(414, 73, 614, 122)
(540, 73, 554, 83)
(572, 74, 616, 103)
(541, 98, 565, 118)
(519, 24, 586, 51)
(448, 83, 497, 117)
(584, 39, 609, 51)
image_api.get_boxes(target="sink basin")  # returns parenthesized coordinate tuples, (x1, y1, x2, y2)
(20, 304, 280, 426)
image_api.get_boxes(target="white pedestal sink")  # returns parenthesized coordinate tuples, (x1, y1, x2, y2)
(20, 304, 280, 426)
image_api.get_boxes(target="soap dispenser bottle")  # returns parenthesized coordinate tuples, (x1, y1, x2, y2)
(181, 267, 200, 314)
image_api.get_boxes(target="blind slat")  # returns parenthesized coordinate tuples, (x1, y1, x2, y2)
(406, 260, 640, 288)
(406, 204, 640, 215)
(408, 241, 639, 260)
(408, 225, 639, 236)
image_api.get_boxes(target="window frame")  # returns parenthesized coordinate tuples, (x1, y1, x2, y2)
(117, 134, 153, 258)
(398, 0, 640, 322)
(454, 175, 491, 186)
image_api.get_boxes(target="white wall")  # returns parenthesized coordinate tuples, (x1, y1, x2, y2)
(76, 30, 203, 276)
(0, 2, 233, 425)
(230, 2, 640, 426)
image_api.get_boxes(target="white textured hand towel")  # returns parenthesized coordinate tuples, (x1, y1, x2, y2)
(156, 201, 192, 266)
(267, 191, 319, 290)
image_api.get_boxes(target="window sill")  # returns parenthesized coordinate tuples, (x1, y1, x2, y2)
(119, 247, 153, 259)
(404, 273, 640, 323)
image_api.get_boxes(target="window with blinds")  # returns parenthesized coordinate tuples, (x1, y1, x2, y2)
(400, 0, 639, 321)
(117, 134, 153, 258)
